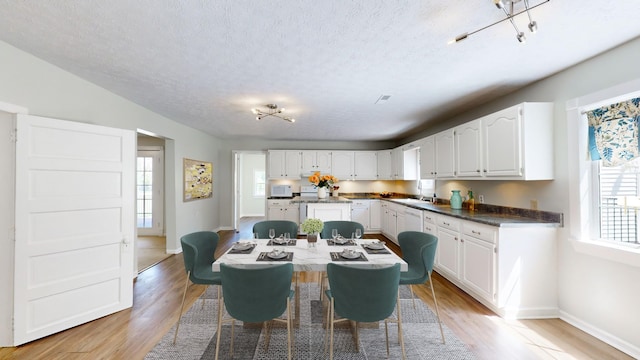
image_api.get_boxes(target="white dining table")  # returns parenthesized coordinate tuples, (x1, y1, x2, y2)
(212, 238, 408, 272)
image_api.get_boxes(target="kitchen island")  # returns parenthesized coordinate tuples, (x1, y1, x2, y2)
(291, 196, 352, 223)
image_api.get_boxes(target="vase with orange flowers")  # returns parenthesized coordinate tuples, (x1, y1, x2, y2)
(308, 171, 338, 199)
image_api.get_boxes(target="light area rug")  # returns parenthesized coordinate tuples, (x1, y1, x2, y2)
(146, 283, 476, 360)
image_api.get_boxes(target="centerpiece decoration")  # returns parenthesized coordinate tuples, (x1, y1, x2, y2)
(300, 218, 323, 247)
(308, 171, 338, 199)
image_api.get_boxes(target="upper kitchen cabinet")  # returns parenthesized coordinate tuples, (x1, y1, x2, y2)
(435, 129, 455, 178)
(419, 135, 436, 179)
(354, 151, 378, 180)
(331, 151, 355, 180)
(481, 102, 554, 180)
(377, 150, 393, 180)
(455, 119, 483, 178)
(301, 150, 331, 173)
(391, 145, 419, 180)
(268, 150, 301, 179)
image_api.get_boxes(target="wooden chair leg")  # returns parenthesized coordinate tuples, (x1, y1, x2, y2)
(214, 295, 224, 360)
(286, 298, 292, 360)
(410, 284, 416, 309)
(397, 292, 406, 359)
(172, 272, 191, 345)
(429, 273, 446, 344)
(329, 299, 335, 360)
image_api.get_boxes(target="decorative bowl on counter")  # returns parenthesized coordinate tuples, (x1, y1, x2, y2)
(379, 192, 393, 198)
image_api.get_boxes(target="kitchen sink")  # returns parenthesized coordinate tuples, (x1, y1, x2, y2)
(390, 198, 432, 205)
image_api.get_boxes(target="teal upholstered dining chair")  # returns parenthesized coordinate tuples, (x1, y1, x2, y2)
(216, 263, 295, 360)
(324, 263, 405, 360)
(320, 220, 365, 239)
(398, 230, 445, 343)
(252, 220, 299, 239)
(174, 231, 222, 344)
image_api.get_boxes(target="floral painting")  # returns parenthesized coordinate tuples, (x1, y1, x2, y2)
(183, 158, 212, 201)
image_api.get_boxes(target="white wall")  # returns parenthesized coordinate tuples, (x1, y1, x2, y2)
(406, 36, 640, 356)
(240, 153, 265, 216)
(0, 111, 15, 345)
(0, 39, 223, 252)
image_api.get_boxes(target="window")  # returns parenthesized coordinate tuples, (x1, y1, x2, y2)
(596, 160, 640, 245)
(254, 170, 265, 197)
(137, 156, 153, 228)
(567, 79, 640, 267)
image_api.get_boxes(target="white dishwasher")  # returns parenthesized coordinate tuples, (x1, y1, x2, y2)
(403, 206, 424, 232)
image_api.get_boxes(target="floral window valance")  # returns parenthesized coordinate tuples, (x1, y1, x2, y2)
(587, 97, 640, 167)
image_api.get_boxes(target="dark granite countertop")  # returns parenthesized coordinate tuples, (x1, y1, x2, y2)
(341, 193, 563, 228)
(289, 196, 353, 204)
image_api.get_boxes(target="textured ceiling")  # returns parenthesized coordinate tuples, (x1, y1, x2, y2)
(1, 1, 640, 142)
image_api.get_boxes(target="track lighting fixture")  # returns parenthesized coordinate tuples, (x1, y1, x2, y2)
(448, 0, 549, 44)
(251, 104, 295, 123)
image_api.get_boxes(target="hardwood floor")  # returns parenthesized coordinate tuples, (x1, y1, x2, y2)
(137, 235, 170, 273)
(0, 217, 632, 360)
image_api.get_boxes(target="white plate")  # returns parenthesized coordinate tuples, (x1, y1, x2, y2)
(365, 242, 385, 250)
(340, 251, 360, 259)
(233, 242, 253, 251)
(272, 238, 288, 244)
(268, 251, 288, 259)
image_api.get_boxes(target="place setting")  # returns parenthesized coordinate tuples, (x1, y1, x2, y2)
(256, 248, 294, 262)
(326, 228, 359, 246)
(330, 248, 368, 262)
(266, 232, 297, 246)
(361, 240, 391, 254)
(227, 241, 256, 254)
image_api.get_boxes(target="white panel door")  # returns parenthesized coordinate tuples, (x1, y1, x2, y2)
(13, 114, 135, 345)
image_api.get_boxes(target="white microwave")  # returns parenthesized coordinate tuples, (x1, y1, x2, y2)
(271, 185, 293, 198)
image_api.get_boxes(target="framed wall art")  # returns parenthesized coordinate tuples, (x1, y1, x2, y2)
(183, 158, 213, 201)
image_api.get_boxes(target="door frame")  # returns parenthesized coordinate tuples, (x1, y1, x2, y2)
(232, 150, 267, 232)
(136, 146, 164, 236)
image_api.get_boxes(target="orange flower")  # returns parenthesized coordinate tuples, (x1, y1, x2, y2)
(308, 172, 338, 189)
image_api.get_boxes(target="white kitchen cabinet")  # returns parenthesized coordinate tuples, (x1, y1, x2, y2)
(306, 203, 351, 222)
(430, 211, 557, 319)
(369, 200, 381, 231)
(435, 215, 460, 279)
(301, 151, 332, 173)
(419, 135, 436, 179)
(376, 150, 393, 180)
(268, 150, 301, 179)
(354, 151, 378, 180)
(381, 202, 399, 243)
(331, 151, 355, 180)
(455, 119, 483, 178)
(481, 102, 554, 180)
(422, 210, 437, 236)
(460, 222, 496, 302)
(350, 200, 370, 230)
(391, 147, 404, 180)
(391, 145, 419, 180)
(435, 129, 455, 178)
(267, 200, 299, 223)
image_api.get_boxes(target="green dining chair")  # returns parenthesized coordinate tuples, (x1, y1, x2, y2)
(320, 220, 365, 239)
(252, 220, 299, 239)
(324, 263, 405, 360)
(174, 231, 222, 345)
(216, 263, 295, 360)
(398, 230, 445, 343)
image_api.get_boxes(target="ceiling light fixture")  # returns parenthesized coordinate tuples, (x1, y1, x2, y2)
(448, 0, 549, 44)
(251, 104, 295, 123)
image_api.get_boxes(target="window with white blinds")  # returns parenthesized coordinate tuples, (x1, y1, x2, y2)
(598, 160, 640, 244)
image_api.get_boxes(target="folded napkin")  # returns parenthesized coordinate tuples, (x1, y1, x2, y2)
(267, 239, 297, 246)
(256, 251, 294, 262)
(330, 252, 368, 262)
(228, 243, 256, 254)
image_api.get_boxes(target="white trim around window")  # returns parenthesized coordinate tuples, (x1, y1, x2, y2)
(566, 78, 640, 267)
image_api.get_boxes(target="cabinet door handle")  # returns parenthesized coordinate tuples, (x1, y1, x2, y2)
(472, 230, 481, 235)
(460, 239, 464, 242)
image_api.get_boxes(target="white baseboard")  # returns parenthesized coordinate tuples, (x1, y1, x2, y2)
(559, 310, 640, 359)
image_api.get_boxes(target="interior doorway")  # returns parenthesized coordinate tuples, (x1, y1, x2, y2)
(136, 134, 168, 272)
(233, 151, 266, 232)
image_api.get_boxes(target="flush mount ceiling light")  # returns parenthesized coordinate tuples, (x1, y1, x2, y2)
(251, 104, 295, 123)
(449, 0, 549, 44)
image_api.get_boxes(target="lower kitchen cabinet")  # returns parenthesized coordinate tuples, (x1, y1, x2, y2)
(267, 200, 299, 223)
(433, 213, 557, 319)
(351, 199, 381, 233)
(306, 203, 351, 222)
